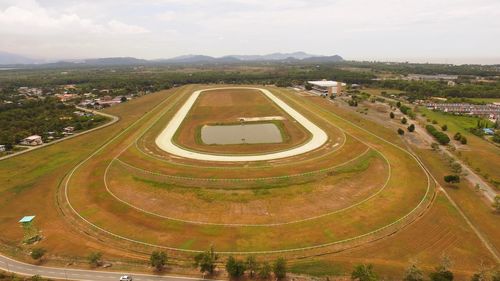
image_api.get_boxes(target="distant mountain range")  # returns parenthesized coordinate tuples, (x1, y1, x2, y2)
(0, 51, 343, 66)
(0, 51, 42, 65)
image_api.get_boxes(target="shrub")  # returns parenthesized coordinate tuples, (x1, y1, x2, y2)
(426, 125, 450, 145)
(225, 256, 246, 278)
(351, 264, 378, 281)
(441, 124, 448, 131)
(30, 248, 46, 261)
(429, 266, 453, 281)
(389, 112, 395, 119)
(87, 252, 103, 267)
(194, 246, 219, 275)
(398, 128, 405, 135)
(403, 264, 424, 281)
(453, 132, 462, 140)
(273, 257, 287, 280)
(493, 131, 500, 143)
(460, 136, 467, 144)
(259, 262, 272, 279)
(408, 124, 415, 132)
(401, 117, 408, 124)
(246, 255, 259, 277)
(150, 251, 168, 271)
(444, 175, 460, 184)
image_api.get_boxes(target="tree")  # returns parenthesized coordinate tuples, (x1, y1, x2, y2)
(389, 112, 395, 119)
(398, 128, 405, 135)
(492, 270, 500, 281)
(442, 124, 448, 131)
(273, 257, 287, 280)
(194, 246, 219, 275)
(150, 251, 168, 271)
(87, 252, 103, 267)
(120, 96, 127, 102)
(225, 256, 246, 278)
(245, 255, 259, 278)
(30, 248, 46, 261)
(453, 132, 462, 141)
(450, 162, 462, 174)
(401, 117, 408, 124)
(258, 262, 272, 279)
(431, 143, 440, 150)
(408, 124, 415, 132)
(470, 270, 487, 281)
(351, 264, 378, 281)
(305, 83, 313, 90)
(426, 125, 450, 145)
(31, 275, 43, 281)
(403, 263, 424, 281)
(460, 136, 467, 145)
(444, 175, 460, 184)
(396, 101, 401, 108)
(493, 195, 500, 213)
(429, 266, 453, 281)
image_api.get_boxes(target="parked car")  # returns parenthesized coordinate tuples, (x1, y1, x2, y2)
(119, 276, 132, 281)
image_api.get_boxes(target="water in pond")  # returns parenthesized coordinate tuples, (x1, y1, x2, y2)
(201, 123, 283, 145)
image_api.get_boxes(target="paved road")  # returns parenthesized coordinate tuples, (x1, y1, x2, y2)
(0, 254, 215, 281)
(155, 87, 328, 161)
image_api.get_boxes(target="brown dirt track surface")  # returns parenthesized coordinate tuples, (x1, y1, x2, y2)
(106, 150, 388, 224)
(0, 85, 497, 280)
(173, 88, 310, 154)
(64, 85, 431, 253)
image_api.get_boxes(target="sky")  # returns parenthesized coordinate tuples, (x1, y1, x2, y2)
(0, 0, 499, 64)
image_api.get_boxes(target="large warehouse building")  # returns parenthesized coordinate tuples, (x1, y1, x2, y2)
(308, 80, 347, 96)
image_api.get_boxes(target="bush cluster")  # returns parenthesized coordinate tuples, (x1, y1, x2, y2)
(426, 125, 450, 145)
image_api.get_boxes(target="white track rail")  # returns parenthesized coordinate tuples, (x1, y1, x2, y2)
(155, 87, 328, 161)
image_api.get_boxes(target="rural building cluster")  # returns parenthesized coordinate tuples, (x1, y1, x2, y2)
(424, 102, 500, 121)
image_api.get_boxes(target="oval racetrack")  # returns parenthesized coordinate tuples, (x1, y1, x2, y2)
(155, 87, 329, 161)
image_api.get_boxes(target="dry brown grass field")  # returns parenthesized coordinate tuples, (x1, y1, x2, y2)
(0, 85, 496, 280)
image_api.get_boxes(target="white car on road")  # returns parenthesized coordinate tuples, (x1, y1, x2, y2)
(119, 276, 133, 281)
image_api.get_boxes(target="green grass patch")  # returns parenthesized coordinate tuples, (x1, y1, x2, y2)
(289, 260, 343, 277)
(179, 238, 196, 250)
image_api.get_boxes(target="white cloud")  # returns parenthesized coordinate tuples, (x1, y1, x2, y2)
(0, 0, 499, 62)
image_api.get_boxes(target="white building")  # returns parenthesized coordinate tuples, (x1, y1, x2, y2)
(307, 80, 347, 95)
(20, 135, 43, 146)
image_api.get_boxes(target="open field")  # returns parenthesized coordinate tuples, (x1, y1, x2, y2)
(0, 85, 497, 280)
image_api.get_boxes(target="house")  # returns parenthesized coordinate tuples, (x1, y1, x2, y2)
(21, 135, 43, 146)
(0, 145, 6, 152)
(56, 93, 77, 102)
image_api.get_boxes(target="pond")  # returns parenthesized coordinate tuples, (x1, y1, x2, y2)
(201, 123, 283, 145)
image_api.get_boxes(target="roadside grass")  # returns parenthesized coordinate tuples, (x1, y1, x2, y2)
(415, 147, 500, 251)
